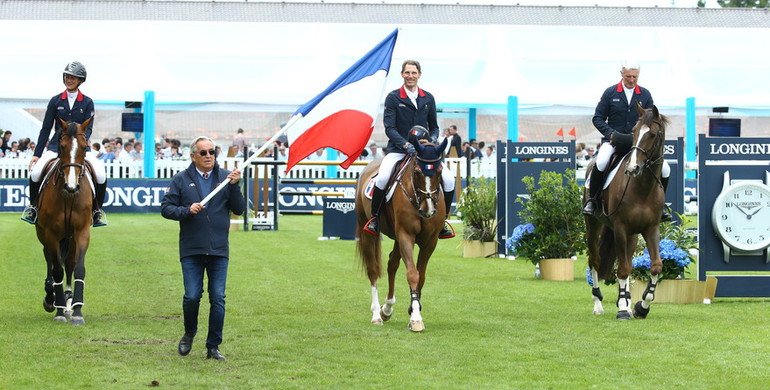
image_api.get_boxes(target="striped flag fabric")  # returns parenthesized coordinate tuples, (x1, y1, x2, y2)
(285, 29, 399, 171)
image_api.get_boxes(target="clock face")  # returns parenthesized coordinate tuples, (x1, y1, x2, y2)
(712, 182, 770, 252)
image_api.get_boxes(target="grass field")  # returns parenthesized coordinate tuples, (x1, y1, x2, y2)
(2, 213, 769, 389)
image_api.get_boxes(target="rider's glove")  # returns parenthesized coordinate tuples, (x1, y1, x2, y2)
(610, 131, 633, 150)
(404, 142, 416, 155)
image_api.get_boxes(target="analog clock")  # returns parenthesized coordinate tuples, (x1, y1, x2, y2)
(712, 181, 770, 252)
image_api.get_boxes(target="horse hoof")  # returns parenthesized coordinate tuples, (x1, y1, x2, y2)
(53, 316, 67, 323)
(633, 301, 650, 319)
(371, 318, 383, 326)
(616, 311, 632, 320)
(69, 316, 85, 326)
(43, 299, 55, 313)
(380, 308, 392, 322)
(408, 320, 425, 332)
(592, 309, 605, 315)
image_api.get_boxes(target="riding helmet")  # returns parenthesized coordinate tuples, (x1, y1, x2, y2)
(408, 125, 430, 144)
(63, 61, 87, 82)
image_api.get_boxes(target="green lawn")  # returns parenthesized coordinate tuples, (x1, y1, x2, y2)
(1, 214, 768, 389)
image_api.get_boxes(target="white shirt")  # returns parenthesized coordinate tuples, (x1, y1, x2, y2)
(405, 87, 419, 108)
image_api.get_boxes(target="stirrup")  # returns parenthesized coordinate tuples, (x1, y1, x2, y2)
(661, 207, 672, 222)
(21, 206, 37, 224)
(363, 217, 379, 236)
(582, 200, 596, 215)
(438, 222, 455, 239)
(92, 210, 108, 227)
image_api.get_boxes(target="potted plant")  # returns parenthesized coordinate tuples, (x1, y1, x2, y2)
(628, 214, 717, 303)
(455, 178, 497, 258)
(505, 170, 585, 280)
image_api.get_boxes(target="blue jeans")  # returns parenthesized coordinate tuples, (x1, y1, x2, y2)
(181, 255, 228, 349)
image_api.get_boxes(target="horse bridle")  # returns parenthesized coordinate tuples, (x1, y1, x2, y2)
(628, 119, 665, 172)
(57, 132, 88, 182)
(606, 119, 666, 217)
(398, 155, 442, 214)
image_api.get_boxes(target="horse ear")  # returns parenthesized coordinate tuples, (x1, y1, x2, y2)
(57, 118, 68, 131)
(652, 105, 660, 119)
(636, 102, 645, 116)
(81, 116, 93, 131)
(414, 140, 426, 155)
(438, 137, 448, 153)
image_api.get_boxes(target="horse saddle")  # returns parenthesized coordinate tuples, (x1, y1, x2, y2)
(585, 151, 629, 192)
(364, 156, 413, 202)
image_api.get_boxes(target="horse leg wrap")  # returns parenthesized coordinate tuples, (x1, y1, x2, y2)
(45, 279, 55, 294)
(591, 287, 603, 302)
(407, 290, 422, 315)
(642, 282, 657, 304)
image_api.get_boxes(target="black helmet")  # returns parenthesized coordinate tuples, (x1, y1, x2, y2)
(63, 61, 87, 82)
(408, 125, 430, 144)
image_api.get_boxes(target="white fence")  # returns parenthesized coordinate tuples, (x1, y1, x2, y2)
(0, 157, 486, 181)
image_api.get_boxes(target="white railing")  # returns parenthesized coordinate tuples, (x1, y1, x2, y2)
(0, 156, 481, 180)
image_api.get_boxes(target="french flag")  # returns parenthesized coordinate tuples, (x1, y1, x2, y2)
(286, 29, 399, 171)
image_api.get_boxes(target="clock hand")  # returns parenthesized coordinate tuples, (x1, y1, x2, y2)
(733, 202, 750, 217)
(748, 205, 764, 218)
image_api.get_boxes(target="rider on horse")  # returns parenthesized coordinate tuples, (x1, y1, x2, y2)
(22, 61, 108, 227)
(363, 60, 455, 239)
(582, 60, 671, 221)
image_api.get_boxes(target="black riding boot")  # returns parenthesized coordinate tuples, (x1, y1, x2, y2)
(439, 190, 455, 239)
(92, 181, 108, 227)
(363, 186, 385, 236)
(582, 167, 604, 215)
(660, 177, 672, 222)
(21, 179, 41, 224)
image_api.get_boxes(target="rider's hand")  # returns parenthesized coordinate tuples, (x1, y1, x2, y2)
(28, 156, 39, 170)
(403, 142, 416, 155)
(610, 131, 633, 150)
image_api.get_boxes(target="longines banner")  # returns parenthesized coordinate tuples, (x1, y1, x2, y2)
(0, 179, 357, 213)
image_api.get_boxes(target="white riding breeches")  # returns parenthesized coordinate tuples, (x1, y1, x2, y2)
(595, 142, 669, 178)
(374, 152, 454, 191)
(30, 150, 106, 184)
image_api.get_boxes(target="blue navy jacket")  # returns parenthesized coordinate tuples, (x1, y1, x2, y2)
(34, 90, 95, 157)
(592, 81, 653, 142)
(161, 163, 245, 259)
(383, 86, 439, 154)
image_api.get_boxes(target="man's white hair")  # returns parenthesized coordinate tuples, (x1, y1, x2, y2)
(621, 60, 641, 72)
(190, 136, 216, 154)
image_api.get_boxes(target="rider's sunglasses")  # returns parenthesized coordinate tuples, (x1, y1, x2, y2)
(198, 149, 216, 157)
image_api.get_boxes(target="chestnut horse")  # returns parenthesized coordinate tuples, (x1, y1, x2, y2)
(585, 103, 669, 320)
(355, 139, 448, 332)
(35, 118, 94, 325)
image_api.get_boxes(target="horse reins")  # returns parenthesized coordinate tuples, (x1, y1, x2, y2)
(398, 155, 441, 214)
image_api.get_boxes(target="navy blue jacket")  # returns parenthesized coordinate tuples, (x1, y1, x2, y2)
(383, 86, 439, 154)
(34, 90, 95, 157)
(161, 163, 245, 259)
(592, 81, 653, 142)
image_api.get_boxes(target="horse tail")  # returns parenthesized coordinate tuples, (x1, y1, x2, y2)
(356, 224, 382, 282)
(597, 226, 616, 280)
(355, 165, 382, 284)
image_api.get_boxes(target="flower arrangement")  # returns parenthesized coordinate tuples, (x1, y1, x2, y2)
(505, 170, 585, 265)
(631, 239, 691, 280)
(456, 178, 497, 242)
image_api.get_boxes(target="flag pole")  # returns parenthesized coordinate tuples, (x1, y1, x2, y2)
(199, 114, 302, 206)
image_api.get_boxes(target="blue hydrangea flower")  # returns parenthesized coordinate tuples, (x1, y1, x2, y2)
(632, 251, 651, 270)
(505, 223, 535, 255)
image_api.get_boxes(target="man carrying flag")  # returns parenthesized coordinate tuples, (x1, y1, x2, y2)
(363, 60, 456, 239)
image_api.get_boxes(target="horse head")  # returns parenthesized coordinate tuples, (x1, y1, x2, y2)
(56, 117, 91, 195)
(625, 103, 668, 178)
(411, 138, 448, 218)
